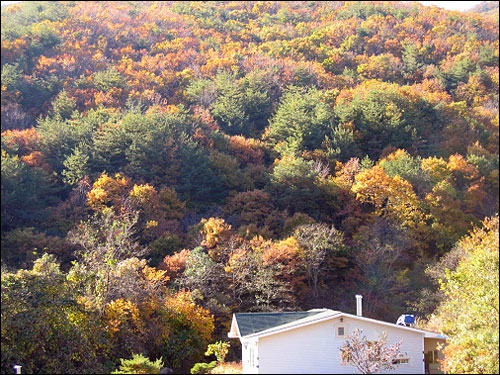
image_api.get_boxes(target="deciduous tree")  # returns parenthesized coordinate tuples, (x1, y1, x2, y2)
(427, 216, 499, 374)
(340, 329, 404, 375)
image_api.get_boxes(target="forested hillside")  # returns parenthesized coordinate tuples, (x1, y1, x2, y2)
(1, 1, 498, 373)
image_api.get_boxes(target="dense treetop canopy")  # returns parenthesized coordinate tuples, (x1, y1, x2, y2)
(1, 1, 498, 374)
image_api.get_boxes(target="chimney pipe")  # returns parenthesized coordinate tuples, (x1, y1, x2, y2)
(355, 295, 363, 316)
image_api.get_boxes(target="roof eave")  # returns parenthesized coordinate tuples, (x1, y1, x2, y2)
(227, 313, 242, 339)
(240, 310, 341, 340)
(237, 311, 447, 341)
(337, 313, 448, 339)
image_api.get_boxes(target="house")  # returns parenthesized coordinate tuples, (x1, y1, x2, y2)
(228, 296, 447, 374)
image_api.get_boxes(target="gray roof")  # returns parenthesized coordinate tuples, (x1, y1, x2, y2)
(232, 309, 448, 340)
(234, 309, 327, 337)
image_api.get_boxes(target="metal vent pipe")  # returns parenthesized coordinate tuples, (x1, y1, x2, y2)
(355, 295, 363, 316)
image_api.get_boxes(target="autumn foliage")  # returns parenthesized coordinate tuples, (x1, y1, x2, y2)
(1, 0, 498, 373)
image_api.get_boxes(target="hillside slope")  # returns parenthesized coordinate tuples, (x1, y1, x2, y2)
(1, 2, 498, 373)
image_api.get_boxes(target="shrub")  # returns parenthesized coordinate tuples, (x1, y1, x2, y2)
(205, 341, 230, 363)
(190, 361, 217, 374)
(112, 353, 164, 374)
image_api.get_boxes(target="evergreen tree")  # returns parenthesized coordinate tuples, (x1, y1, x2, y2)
(267, 86, 336, 154)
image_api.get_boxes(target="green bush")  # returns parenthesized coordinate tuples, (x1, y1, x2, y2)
(190, 361, 217, 374)
(205, 341, 230, 363)
(112, 353, 164, 374)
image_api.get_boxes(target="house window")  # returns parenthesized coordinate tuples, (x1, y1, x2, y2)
(338, 327, 345, 336)
(393, 358, 410, 364)
(425, 350, 439, 364)
(341, 351, 352, 363)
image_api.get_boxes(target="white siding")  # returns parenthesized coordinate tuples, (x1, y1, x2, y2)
(256, 316, 425, 374)
(242, 339, 259, 374)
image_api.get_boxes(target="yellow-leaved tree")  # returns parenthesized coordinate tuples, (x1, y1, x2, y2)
(428, 216, 499, 374)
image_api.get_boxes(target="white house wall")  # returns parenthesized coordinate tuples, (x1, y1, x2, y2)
(241, 339, 259, 374)
(256, 316, 425, 374)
